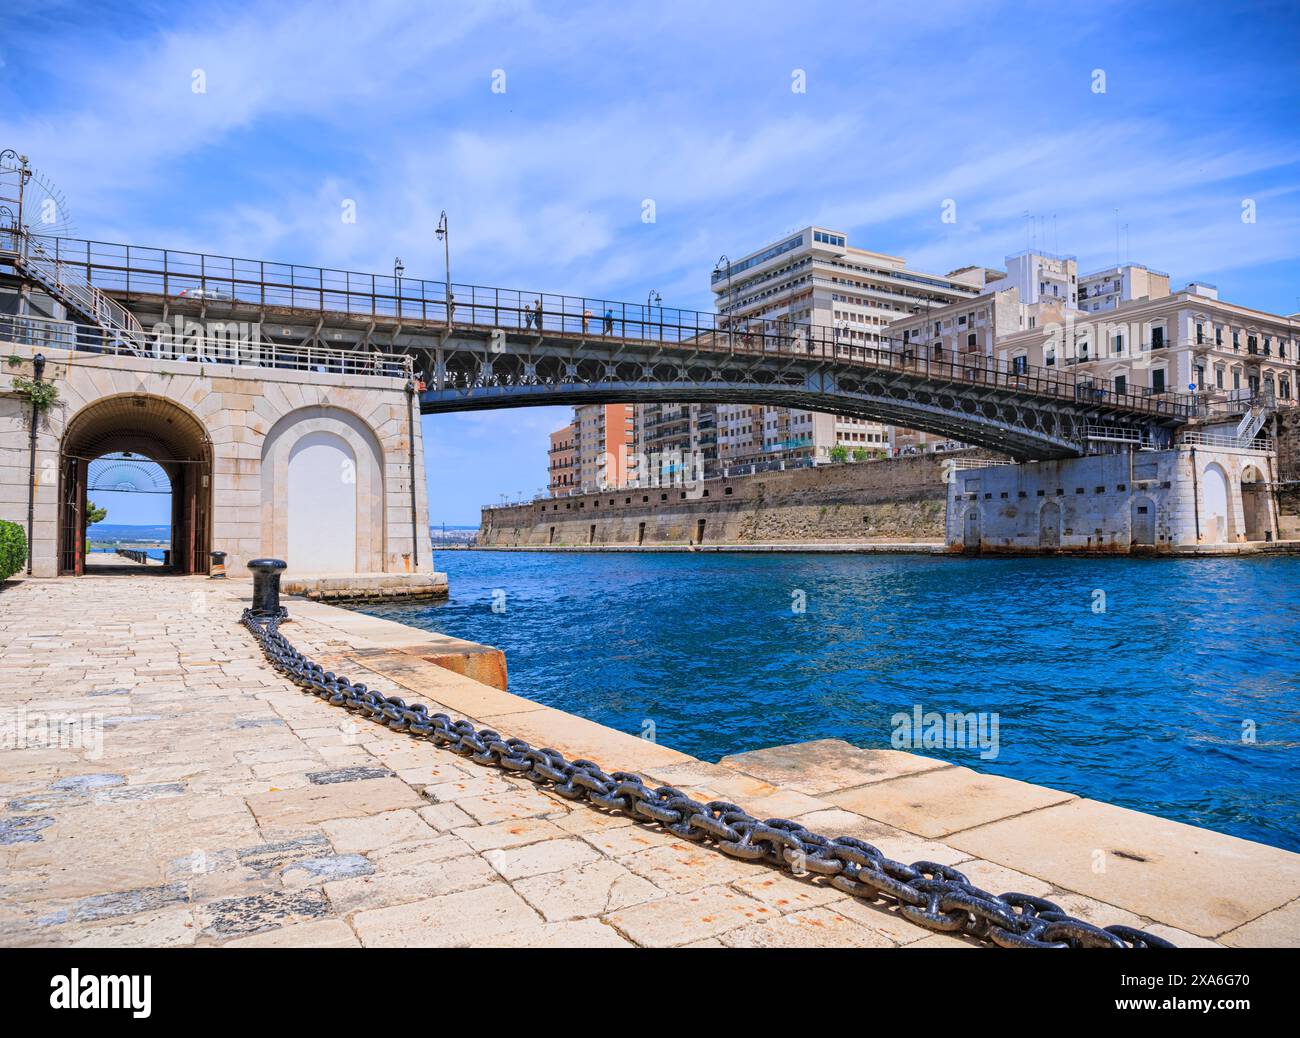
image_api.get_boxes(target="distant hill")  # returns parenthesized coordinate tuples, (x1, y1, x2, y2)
(88, 524, 171, 543)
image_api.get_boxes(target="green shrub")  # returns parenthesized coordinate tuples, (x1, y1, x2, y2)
(0, 520, 27, 581)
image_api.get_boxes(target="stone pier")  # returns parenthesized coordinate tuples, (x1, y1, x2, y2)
(2, 571, 1298, 947)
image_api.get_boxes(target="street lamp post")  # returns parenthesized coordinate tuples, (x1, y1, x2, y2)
(436, 211, 452, 326)
(393, 257, 404, 320)
(646, 289, 661, 340)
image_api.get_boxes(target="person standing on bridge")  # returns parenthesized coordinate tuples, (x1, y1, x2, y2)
(582, 309, 592, 335)
(603, 308, 614, 336)
(534, 297, 544, 333)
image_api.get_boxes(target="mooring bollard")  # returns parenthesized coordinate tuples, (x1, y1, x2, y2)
(247, 558, 287, 617)
(209, 550, 227, 579)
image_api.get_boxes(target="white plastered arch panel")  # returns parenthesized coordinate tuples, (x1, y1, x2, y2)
(260, 405, 386, 572)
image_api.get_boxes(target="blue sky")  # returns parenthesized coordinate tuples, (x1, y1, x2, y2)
(3, 0, 1298, 525)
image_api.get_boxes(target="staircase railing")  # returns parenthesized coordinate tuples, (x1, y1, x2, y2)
(12, 230, 149, 353)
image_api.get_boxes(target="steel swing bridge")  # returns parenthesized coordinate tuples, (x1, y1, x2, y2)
(0, 228, 1203, 460)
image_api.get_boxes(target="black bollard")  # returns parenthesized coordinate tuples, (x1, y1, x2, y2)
(209, 550, 227, 579)
(248, 558, 288, 618)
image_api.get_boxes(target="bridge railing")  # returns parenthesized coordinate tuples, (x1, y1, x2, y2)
(0, 312, 413, 380)
(26, 233, 1198, 420)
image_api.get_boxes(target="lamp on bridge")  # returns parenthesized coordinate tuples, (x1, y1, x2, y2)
(394, 258, 404, 320)
(713, 255, 733, 340)
(436, 211, 452, 325)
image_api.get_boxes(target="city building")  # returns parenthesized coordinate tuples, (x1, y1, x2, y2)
(1078, 263, 1171, 313)
(634, 402, 716, 484)
(575, 403, 635, 491)
(547, 421, 577, 496)
(996, 250, 1079, 308)
(992, 287, 1298, 405)
(708, 226, 987, 465)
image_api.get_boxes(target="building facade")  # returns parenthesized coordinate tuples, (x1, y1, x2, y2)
(547, 421, 577, 496)
(1077, 263, 1171, 314)
(708, 226, 988, 465)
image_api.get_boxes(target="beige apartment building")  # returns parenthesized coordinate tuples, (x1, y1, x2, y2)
(708, 226, 988, 465)
(547, 422, 577, 496)
(994, 285, 1299, 406)
(548, 403, 635, 496)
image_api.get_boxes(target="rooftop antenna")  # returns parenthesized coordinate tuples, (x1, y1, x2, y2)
(1052, 213, 1058, 256)
(1114, 209, 1121, 267)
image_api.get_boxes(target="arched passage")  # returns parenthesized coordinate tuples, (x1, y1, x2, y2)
(1240, 465, 1270, 542)
(1200, 462, 1232, 544)
(58, 394, 212, 574)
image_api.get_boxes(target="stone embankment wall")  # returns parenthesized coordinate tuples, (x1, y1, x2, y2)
(479, 453, 1001, 547)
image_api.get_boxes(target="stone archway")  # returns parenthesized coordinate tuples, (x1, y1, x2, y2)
(1200, 462, 1232, 544)
(58, 394, 212, 575)
(1240, 465, 1269, 542)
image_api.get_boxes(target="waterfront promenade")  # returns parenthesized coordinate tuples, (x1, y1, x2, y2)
(1, 572, 1298, 947)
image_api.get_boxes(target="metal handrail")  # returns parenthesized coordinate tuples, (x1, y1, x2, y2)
(18, 233, 1201, 421)
(0, 312, 413, 379)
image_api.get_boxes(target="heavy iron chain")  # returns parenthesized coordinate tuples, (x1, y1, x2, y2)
(242, 609, 1176, 949)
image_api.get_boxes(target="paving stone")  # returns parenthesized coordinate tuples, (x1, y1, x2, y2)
(236, 833, 332, 872)
(324, 855, 498, 915)
(468, 918, 633, 948)
(454, 816, 568, 853)
(619, 841, 758, 894)
(307, 766, 396, 785)
(484, 838, 603, 881)
(946, 798, 1300, 938)
(94, 782, 187, 804)
(50, 773, 126, 792)
(245, 778, 424, 827)
(321, 809, 435, 853)
(281, 854, 375, 887)
(514, 858, 666, 922)
(223, 918, 359, 948)
(352, 883, 540, 947)
(69, 883, 191, 924)
(719, 739, 951, 795)
(605, 884, 774, 947)
(0, 815, 54, 845)
(825, 766, 1074, 838)
(196, 889, 330, 939)
(720, 906, 898, 948)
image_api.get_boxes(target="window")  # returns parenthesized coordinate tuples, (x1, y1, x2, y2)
(1216, 367, 1224, 389)
(1045, 347, 1056, 367)
(1215, 326, 1223, 345)
(1114, 375, 1127, 395)
(1150, 326, 1165, 349)
(967, 333, 976, 348)
(1151, 370, 1165, 394)
(1113, 332, 1124, 354)
(1196, 323, 1204, 344)
(1012, 356, 1028, 374)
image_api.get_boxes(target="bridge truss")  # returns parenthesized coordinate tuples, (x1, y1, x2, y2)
(0, 231, 1198, 460)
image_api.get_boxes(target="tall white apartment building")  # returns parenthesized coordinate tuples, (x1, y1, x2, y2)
(708, 226, 985, 465)
(997, 250, 1079, 308)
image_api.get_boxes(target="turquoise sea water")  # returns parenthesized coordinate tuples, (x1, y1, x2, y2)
(361, 551, 1300, 852)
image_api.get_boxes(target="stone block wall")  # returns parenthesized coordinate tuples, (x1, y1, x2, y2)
(0, 339, 432, 578)
(477, 452, 996, 547)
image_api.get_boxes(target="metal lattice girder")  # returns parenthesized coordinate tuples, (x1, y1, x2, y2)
(421, 329, 1177, 460)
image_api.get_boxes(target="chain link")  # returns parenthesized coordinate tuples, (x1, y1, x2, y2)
(242, 609, 1175, 949)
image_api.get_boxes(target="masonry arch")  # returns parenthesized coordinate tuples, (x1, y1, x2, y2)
(1200, 462, 1233, 544)
(1038, 499, 1061, 549)
(261, 405, 385, 573)
(1240, 464, 1270, 542)
(58, 394, 211, 574)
